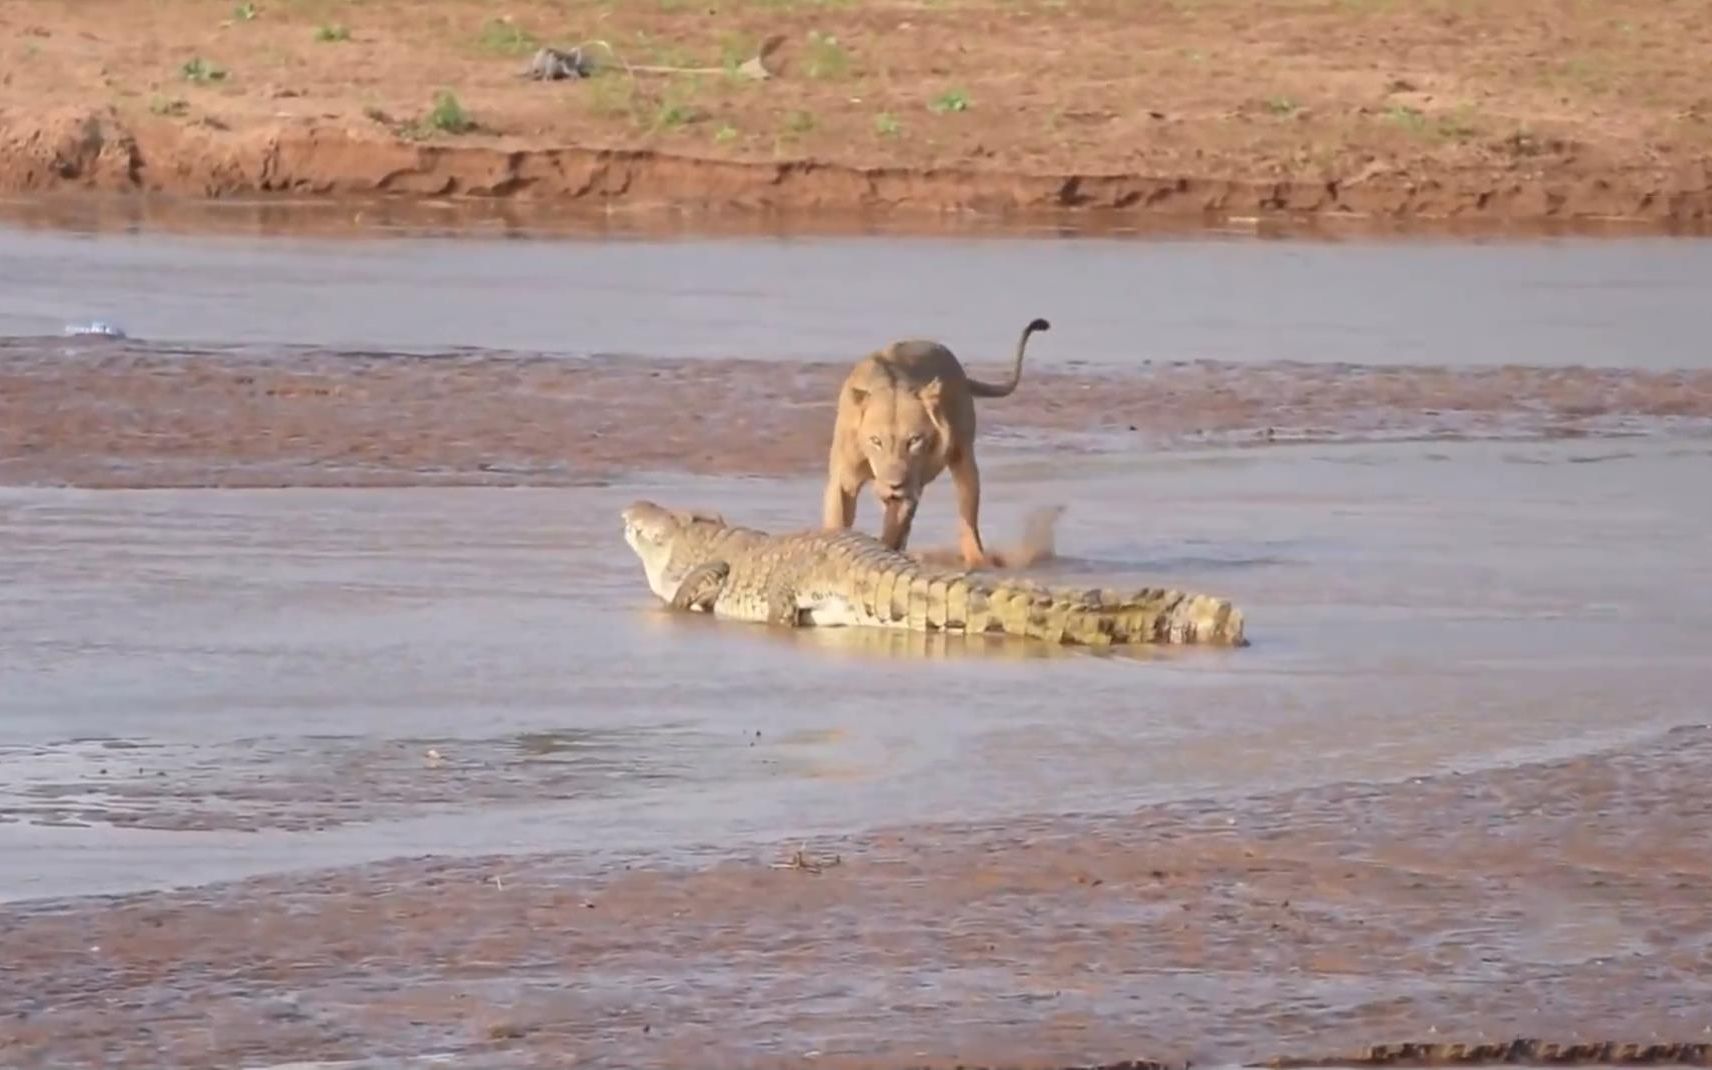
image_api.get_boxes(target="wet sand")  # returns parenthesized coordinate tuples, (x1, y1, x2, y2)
(4, 339, 1711, 490)
(3, 725, 1710, 1069)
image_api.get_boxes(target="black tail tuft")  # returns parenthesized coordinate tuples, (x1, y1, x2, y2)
(1026, 317, 1051, 333)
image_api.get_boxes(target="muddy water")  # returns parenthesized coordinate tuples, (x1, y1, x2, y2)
(3, 223, 1711, 368)
(4, 435, 1709, 904)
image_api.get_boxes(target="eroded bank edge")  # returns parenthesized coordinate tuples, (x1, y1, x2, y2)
(4, 110, 1711, 237)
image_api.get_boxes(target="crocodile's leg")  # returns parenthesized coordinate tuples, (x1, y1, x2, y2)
(669, 561, 730, 612)
(764, 575, 804, 628)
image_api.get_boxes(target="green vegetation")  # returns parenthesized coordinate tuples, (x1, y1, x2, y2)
(928, 88, 970, 114)
(404, 89, 476, 137)
(181, 56, 228, 83)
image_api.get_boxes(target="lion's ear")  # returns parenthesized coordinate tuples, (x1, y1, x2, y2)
(917, 377, 952, 441)
(917, 377, 947, 425)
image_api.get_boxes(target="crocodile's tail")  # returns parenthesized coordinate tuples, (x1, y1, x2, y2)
(962, 575, 1247, 647)
(846, 549, 1245, 646)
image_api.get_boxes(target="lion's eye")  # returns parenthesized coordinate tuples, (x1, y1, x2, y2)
(868, 435, 883, 447)
(908, 434, 924, 449)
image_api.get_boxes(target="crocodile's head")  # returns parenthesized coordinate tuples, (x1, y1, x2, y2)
(621, 499, 729, 602)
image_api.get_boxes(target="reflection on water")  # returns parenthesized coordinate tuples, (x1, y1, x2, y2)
(634, 602, 1089, 662)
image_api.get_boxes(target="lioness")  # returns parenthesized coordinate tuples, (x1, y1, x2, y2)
(821, 317, 1051, 569)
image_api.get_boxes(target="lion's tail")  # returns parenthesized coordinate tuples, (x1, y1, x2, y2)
(966, 317, 1051, 398)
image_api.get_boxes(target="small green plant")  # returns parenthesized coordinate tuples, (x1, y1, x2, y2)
(314, 23, 350, 42)
(928, 89, 969, 114)
(149, 95, 191, 117)
(804, 30, 848, 80)
(783, 109, 816, 135)
(233, 2, 259, 21)
(713, 122, 739, 144)
(1382, 103, 1427, 132)
(180, 56, 228, 84)
(1264, 95, 1298, 116)
(874, 111, 901, 137)
(476, 17, 538, 56)
(419, 89, 476, 135)
(652, 97, 700, 131)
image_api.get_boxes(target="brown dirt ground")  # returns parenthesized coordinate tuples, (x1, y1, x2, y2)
(1, 0, 1710, 227)
(4, 339, 1711, 489)
(3, 725, 1710, 1070)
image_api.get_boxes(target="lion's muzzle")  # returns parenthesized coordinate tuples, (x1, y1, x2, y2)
(875, 480, 914, 505)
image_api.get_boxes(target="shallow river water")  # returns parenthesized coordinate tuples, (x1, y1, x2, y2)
(3, 222, 1711, 368)
(3, 433, 1709, 902)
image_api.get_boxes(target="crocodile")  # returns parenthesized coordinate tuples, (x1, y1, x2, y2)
(620, 499, 1248, 648)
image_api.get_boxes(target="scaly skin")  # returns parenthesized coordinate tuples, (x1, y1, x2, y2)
(621, 500, 1248, 648)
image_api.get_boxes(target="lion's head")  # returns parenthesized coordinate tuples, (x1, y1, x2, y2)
(844, 372, 949, 507)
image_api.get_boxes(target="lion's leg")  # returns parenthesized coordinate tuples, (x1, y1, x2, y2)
(948, 452, 989, 568)
(822, 449, 867, 531)
(880, 495, 921, 553)
(822, 473, 859, 531)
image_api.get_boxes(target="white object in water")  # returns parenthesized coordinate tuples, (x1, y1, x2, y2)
(63, 321, 128, 338)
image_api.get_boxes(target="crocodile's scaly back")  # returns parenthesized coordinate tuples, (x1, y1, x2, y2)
(804, 530, 1244, 646)
(621, 500, 1248, 649)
